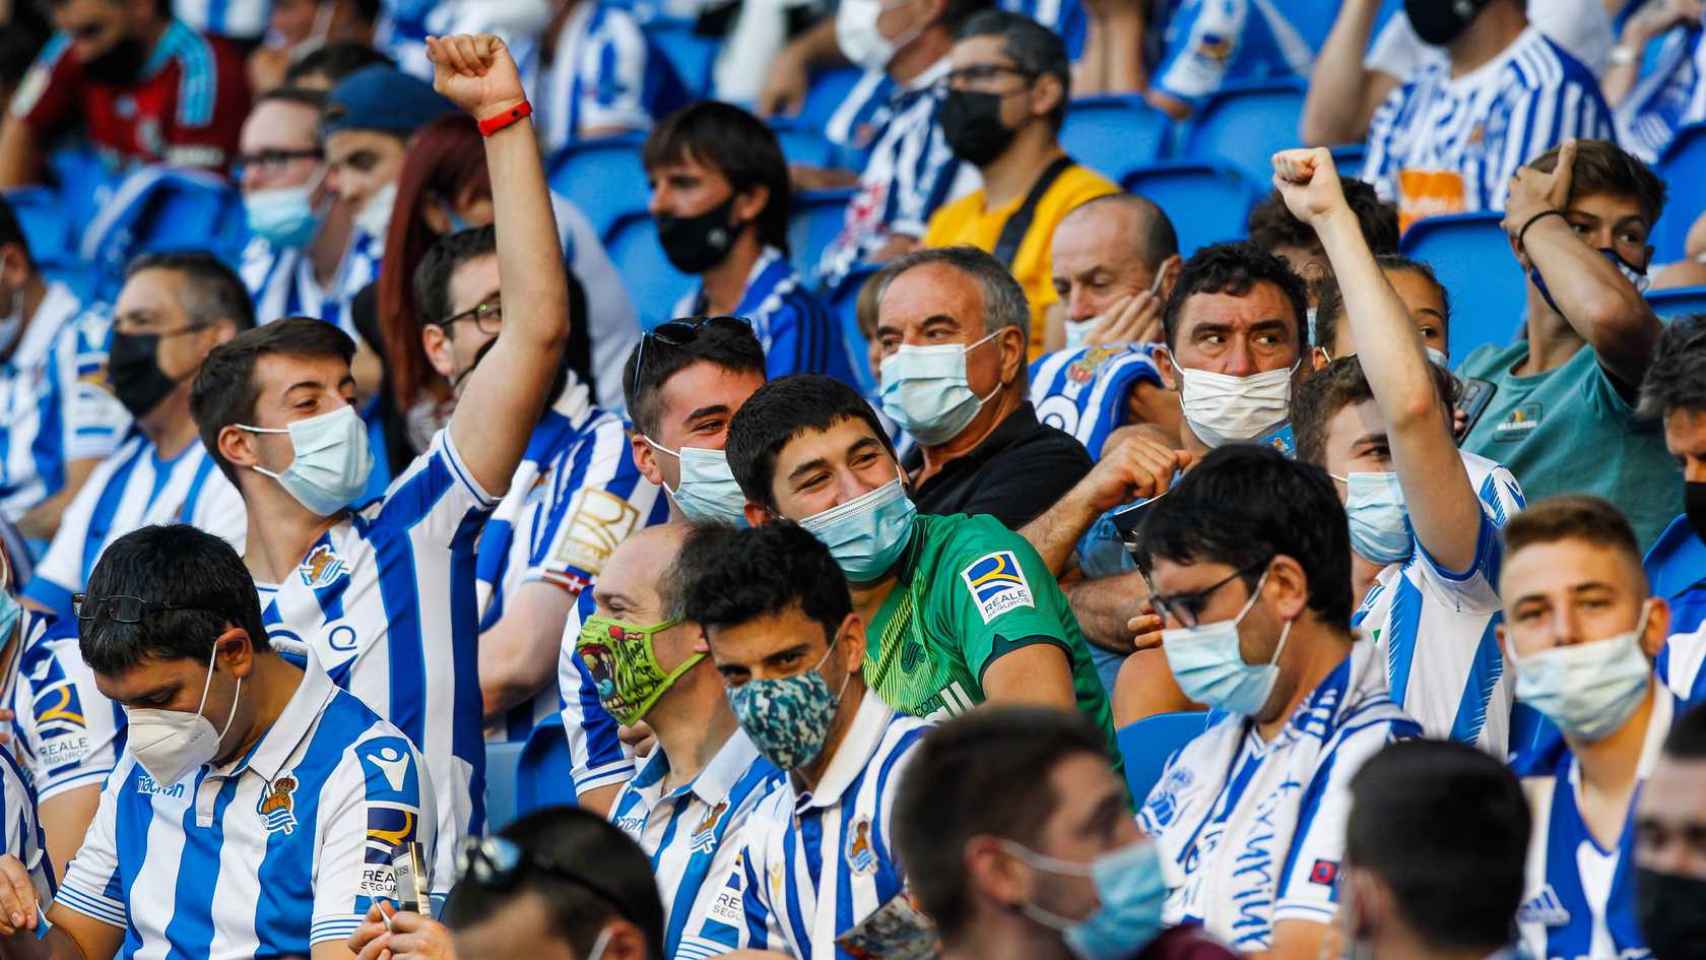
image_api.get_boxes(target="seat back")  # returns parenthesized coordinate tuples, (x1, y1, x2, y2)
(1646, 285, 1706, 319)
(788, 188, 855, 285)
(606, 212, 695, 329)
(1060, 96, 1170, 183)
(1117, 711, 1209, 803)
(1122, 162, 1257, 256)
(517, 722, 577, 818)
(1399, 212, 1527, 359)
(647, 18, 718, 95)
(547, 134, 651, 244)
(484, 741, 526, 832)
(827, 261, 882, 393)
(771, 120, 836, 167)
(1329, 142, 1368, 181)
(1184, 80, 1307, 187)
(1655, 122, 1706, 263)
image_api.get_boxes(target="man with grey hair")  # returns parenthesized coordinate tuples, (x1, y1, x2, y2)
(873, 245, 1092, 529)
(1047, 193, 1182, 352)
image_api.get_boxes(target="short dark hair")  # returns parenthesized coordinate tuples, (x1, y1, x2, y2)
(1063, 193, 1180, 272)
(1315, 255, 1452, 354)
(1663, 702, 1706, 759)
(956, 10, 1071, 130)
(1162, 242, 1308, 354)
(1292, 355, 1458, 467)
(621, 323, 766, 439)
(254, 85, 328, 112)
(1247, 181, 1399, 260)
(443, 806, 666, 960)
(1638, 313, 1706, 419)
(126, 251, 257, 333)
(940, 0, 996, 31)
(894, 707, 1110, 939)
(284, 41, 394, 87)
(1346, 740, 1529, 952)
(1529, 139, 1667, 227)
(79, 525, 271, 675)
(678, 521, 853, 641)
(1500, 495, 1644, 582)
(0, 195, 32, 269)
(1135, 444, 1353, 630)
(643, 101, 791, 253)
(725, 375, 897, 512)
(413, 226, 496, 328)
(191, 317, 357, 487)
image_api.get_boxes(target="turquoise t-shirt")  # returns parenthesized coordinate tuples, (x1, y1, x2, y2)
(1458, 341, 1681, 549)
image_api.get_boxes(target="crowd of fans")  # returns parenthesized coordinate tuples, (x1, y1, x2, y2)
(0, 0, 1699, 958)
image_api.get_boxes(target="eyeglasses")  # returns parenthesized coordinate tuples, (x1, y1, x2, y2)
(939, 63, 1038, 93)
(1144, 558, 1271, 629)
(631, 315, 752, 385)
(72, 594, 195, 624)
(456, 835, 629, 912)
(441, 298, 503, 334)
(233, 148, 323, 180)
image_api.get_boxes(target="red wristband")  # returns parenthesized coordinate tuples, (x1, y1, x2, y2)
(478, 100, 532, 137)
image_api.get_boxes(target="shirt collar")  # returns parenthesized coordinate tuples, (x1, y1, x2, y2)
(895, 57, 951, 100)
(209, 663, 336, 783)
(904, 401, 1041, 474)
(631, 727, 765, 807)
(794, 688, 893, 812)
(552, 369, 594, 425)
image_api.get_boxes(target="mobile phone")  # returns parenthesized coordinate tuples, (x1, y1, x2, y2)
(392, 842, 430, 913)
(1457, 377, 1498, 443)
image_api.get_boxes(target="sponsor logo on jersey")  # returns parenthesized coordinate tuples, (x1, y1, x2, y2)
(1493, 403, 1544, 442)
(258, 773, 300, 836)
(1308, 859, 1338, 886)
(847, 815, 878, 875)
(961, 551, 1035, 624)
(1517, 884, 1571, 927)
(137, 772, 186, 799)
(299, 543, 347, 588)
(550, 489, 642, 578)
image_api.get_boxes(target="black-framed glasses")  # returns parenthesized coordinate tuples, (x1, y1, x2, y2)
(632, 315, 752, 384)
(72, 594, 193, 624)
(441, 298, 503, 334)
(233, 148, 323, 180)
(1145, 558, 1271, 629)
(940, 63, 1038, 92)
(456, 835, 629, 912)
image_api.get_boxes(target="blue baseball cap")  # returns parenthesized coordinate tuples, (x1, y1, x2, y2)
(321, 65, 457, 138)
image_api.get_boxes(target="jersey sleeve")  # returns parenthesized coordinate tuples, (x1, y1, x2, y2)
(311, 733, 437, 946)
(53, 758, 131, 930)
(1153, 0, 1247, 103)
(736, 831, 786, 952)
(939, 527, 1082, 685)
(52, 310, 131, 464)
(7, 34, 79, 138)
(377, 429, 500, 549)
(557, 590, 636, 796)
(1362, 84, 1408, 204)
(525, 422, 654, 595)
(15, 628, 122, 801)
(22, 454, 118, 619)
(575, 14, 652, 132)
(183, 466, 247, 554)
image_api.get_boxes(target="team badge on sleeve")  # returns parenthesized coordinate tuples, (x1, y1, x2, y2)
(961, 551, 1035, 624)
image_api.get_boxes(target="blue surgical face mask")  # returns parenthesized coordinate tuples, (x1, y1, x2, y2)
(1513, 603, 1654, 742)
(245, 183, 322, 249)
(238, 405, 374, 517)
(878, 331, 1002, 445)
(1531, 247, 1650, 314)
(727, 641, 848, 771)
(645, 439, 748, 527)
(1161, 569, 1292, 717)
(799, 478, 917, 584)
(1334, 472, 1413, 565)
(1003, 839, 1167, 960)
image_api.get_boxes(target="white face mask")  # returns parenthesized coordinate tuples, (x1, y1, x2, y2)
(836, 0, 922, 72)
(127, 653, 242, 786)
(1173, 361, 1296, 448)
(354, 181, 398, 241)
(878, 330, 1001, 445)
(239, 405, 374, 517)
(1063, 317, 1096, 351)
(644, 439, 748, 527)
(1513, 604, 1654, 742)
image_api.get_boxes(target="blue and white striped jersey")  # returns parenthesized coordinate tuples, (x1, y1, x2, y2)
(333, 229, 383, 339)
(2, 611, 125, 803)
(732, 692, 928, 959)
(0, 737, 52, 907)
(1001, 0, 1087, 60)
(1614, 25, 1706, 163)
(1138, 640, 1422, 951)
(611, 730, 783, 960)
(259, 429, 492, 894)
(673, 247, 858, 384)
(240, 236, 342, 331)
(559, 588, 637, 797)
(478, 379, 667, 743)
(824, 71, 896, 153)
(1365, 27, 1616, 230)
(536, 1, 691, 155)
(22, 434, 245, 621)
(55, 664, 440, 955)
(1647, 513, 1706, 709)
(1514, 686, 1673, 960)
(1351, 452, 1527, 756)
(817, 59, 980, 289)
(172, 0, 269, 40)
(1152, 0, 1325, 104)
(0, 286, 131, 526)
(1028, 344, 1165, 460)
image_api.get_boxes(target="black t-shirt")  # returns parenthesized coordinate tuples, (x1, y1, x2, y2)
(904, 402, 1092, 529)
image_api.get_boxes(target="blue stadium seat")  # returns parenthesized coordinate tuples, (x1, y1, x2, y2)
(788, 188, 854, 284)
(1060, 95, 1169, 183)
(78, 168, 248, 300)
(648, 18, 718, 95)
(44, 142, 113, 234)
(517, 721, 577, 818)
(2, 187, 71, 262)
(1183, 79, 1307, 188)
(547, 134, 651, 245)
(1654, 122, 1706, 263)
(1121, 162, 1257, 256)
(1329, 143, 1367, 181)
(1399, 212, 1527, 359)
(484, 741, 525, 832)
(1117, 711, 1208, 803)
(606, 212, 695, 330)
(1647, 285, 1706, 319)
(771, 120, 836, 167)
(828, 261, 881, 394)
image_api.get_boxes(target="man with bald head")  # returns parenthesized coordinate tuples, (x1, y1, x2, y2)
(872, 246, 1092, 529)
(564, 523, 783, 957)
(1047, 193, 1182, 351)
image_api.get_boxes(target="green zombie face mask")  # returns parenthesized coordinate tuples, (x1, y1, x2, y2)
(576, 613, 704, 726)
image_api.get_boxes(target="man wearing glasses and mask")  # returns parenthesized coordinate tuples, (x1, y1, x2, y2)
(0, 523, 437, 958)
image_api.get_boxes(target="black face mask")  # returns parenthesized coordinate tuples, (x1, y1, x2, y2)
(1637, 868, 1706, 960)
(81, 35, 149, 86)
(1687, 480, 1706, 544)
(940, 89, 1019, 167)
(107, 331, 181, 418)
(1404, 0, 1490, 46)
(656, 196, 739, 275)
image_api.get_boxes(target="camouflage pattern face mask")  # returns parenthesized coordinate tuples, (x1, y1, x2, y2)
(725, 640, 848, 771)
